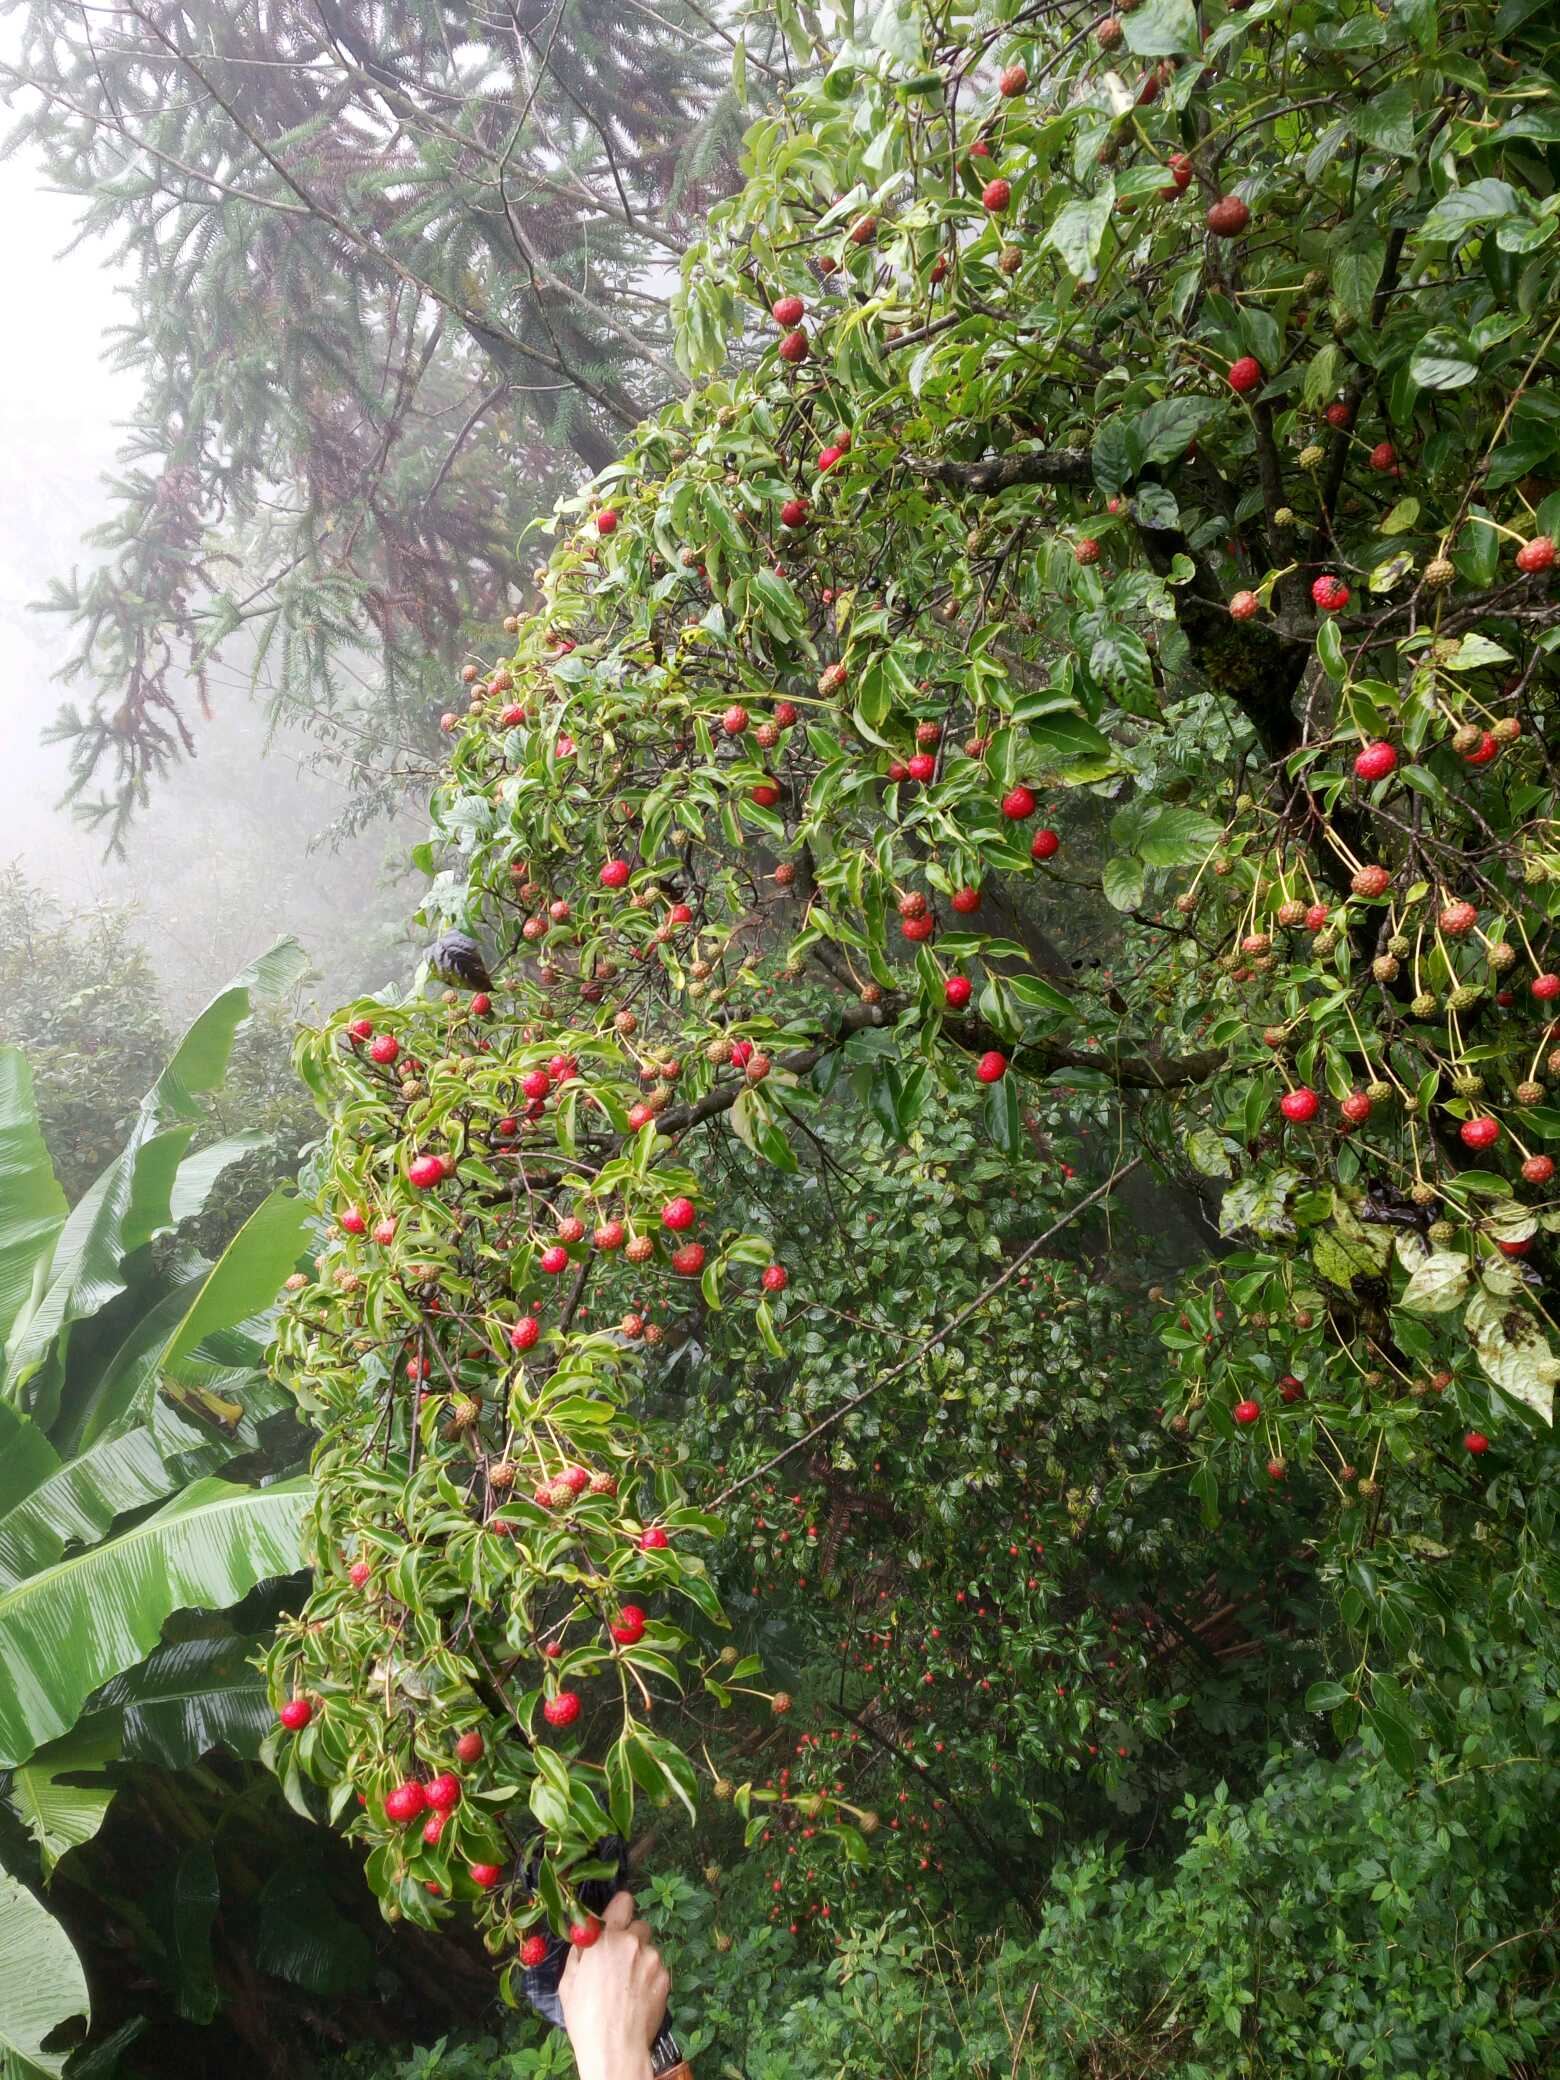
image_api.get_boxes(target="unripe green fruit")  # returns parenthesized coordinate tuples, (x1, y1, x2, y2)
(1449, 984, 1482, 1011)
(1424, 556, 1455, 589)
(1299, 443, 1326, 470)
(1410, 993, 1437, 1018)
(1429, 1221, 1457, 1245)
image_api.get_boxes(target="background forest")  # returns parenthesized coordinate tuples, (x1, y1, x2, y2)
(1, 1, 1557, 2078)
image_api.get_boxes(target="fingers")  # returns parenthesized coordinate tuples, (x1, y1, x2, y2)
(602, 1888, 637, 1929)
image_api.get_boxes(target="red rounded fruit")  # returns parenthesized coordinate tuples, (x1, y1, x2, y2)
(999, 61, 1028, 95)
(1460, 1117, 1500, 1150)
(1354, 740, 1397, 782)
(543, 1692, 581, 1728)
(1280, 1086, 1319, 1123)
(279, 1698, 312, 1731)
(470, 1863, 503, 1889)
(540, 1245, 569, 1275)
(780, 497, 809, 529)
(1532, 973, 1560, 1001)
(662, 1196, 696, 1231)
(339, 1206, 367, 1236)
(1311, 573, 1350, 612)
(1002, 784, 1036, 820)
(1073, 537, 1100, 566)
(385, 1780, 428, 1824)
(777, 329, 808, 365)
(1206, 195, 1250, 237)
(569, 1919, 602, 1949)
(1233, 1398, 1261, 1425)
(1464, 1431, 1489, 1455)
(1228, 355, 1262, 394)
(1339, 1090, 1372, 1127)
(520, 1935, 550, 1968)
(409, 1153, 447, 1189)
(945, 975, 973, 1009)
(609, 1605, 647, 1645)
(640, 1527, 670, 1551)
(599, 858, 630, 888)
(1368, 441, 1397, 474)
(510, 1315, 540, 1352)
(722, 704, 749, 736)
(672, 1242, 706, 1276)
(1521, 1154, 1554, 1184)
(369, 1032, 400, 1066)
(426, 1772, 462, 1813)
(1031, 827, 1060, 860)
(981, 177, 1011, 212)
(762, 1263, 788, 1292)
(771, 294, 805, 326)
(952, 885, 981, 913)
(596, 509, 618, 535)
(1514, 535, 1555, 575)
(455, 1730, 485, 1765)
(1229, 590, 1258, 621)
(976, 1050, 1007, 1084)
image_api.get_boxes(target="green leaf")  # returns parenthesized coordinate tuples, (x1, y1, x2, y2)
(0, 1868, 88, 2077)
(8, 1719, 121, 1874)
(1408, 328, 1480, 390)
(1101, 857, 1145, 911)
(153, 1842, 220, 2023)
(0, 1052, 66, 1361)
(250, 1861, 375, 1996)
(1331, 223, 1386, 321)
(982, 1076, 1022, 1158)
(0, 1426, 181, 1593)
(1185, 1128, 1232, 1179)
(1418, 178, 1520, 243)
(1091, 417, 1132, 496)
(1044, 186, 1114, 281)
(0, 1477, 310, 1767)
(161, 1190, 310, 1377)
(1133, 398, 1212, 466)
(1464, 1286, 1556, 1424)
(1121, 0, 1199, 55)
(1396, 1251, 1471, 1314)
(1352, 87, 1415, 155)
(1305, 1680, 1352, 1713)
(92, 1629, 273, 1766)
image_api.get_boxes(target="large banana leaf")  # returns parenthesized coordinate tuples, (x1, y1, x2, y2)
(3, 940, 306, 1409)
(0, 1054, 67, 1361)
(0, 1867, 88, 2078)
(90, 1629, 272, 1768)
(161, 1190, 312, 1376)
(0, 1478, 310, 1768)
(7, 1720, 122, 1875)
(0, 1428, 183, 1594)
(0, 1406, 59, 1527)
(167, 1133, 268, 1227)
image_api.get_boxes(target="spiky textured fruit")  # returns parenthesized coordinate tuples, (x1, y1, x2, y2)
(1312, 573, 1350, 611)
(1515, 535, 1555, 574)
(1228, 355, 1262, 394)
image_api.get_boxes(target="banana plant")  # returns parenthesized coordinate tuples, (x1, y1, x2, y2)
(0, 946, 317, 2076)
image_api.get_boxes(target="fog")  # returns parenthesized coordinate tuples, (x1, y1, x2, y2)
(0, 148, 418, 1019)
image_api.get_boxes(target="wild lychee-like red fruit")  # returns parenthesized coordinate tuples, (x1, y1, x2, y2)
(1439, 900, 1478, 936)
(470, 1863, 503, 1889)
(780, 497, 809, 529)
(999, 61, 1028, 94)
(1521, 1153, 1554, 1184)
(722, 704, 750, 735)
(279, 1698, 313, 1731)
(610, 1605, 647, 1645)
(540, 1244, 569, 1274)
(1515, 535, 1555, 574)
(901, 913, 935, 942)
(976, 1050, 1007, 1084)
(569, 1918, 602, 1948)
(340, 1205, 367, 1236)
(1305, 902, 1330, 930)
(1031, 827, 1059, 860)
(1351, 865, 1391, 898)
(510, 1315, 540, 1351)
(762, 1263, 788, 1292)
(640, 1526, 670, 1550)
(1460, 1117, 1500, 1150)
(520, 1934, 550, 1967)
(600, 858, 630, 888)
(1233, 1398, 1261, 1425)
(426, 1772, 462, 1813)
(455, 1729, 485, 1765)
(1531, 973, 1560, 1000)
(1311, 573, 1350, 612)
(952, 885, 981, 913)
(1339, 1090, 1372, 1128)
(671, 1242, 706, 1276)
(771, 294, 804, 326)
(1073, 538, 1100, 566)
(409, 1153, 448, 1189)
(543, 1692, 581, 1728)
(777, 329, 808, 364)
(981, 177, 1011, 212)
(945, 976, 973, 1009)
(348, 1559, 372, 1587)
(1002, 784, 1036, 819)
(1206, 195, 1250, 237)
(1229, 590, 1258, 620)
(385, 1780, 428, 1824)
(369, 1033, 400, 1066)
(596, 509, 618, 535)
(1368, 441, 1398, 474)
(1463, 1430, 1489, 1454)
(1228, 355, 1262, 394)
(662, 1196, 696, 1231)
(1280, 1086, 1319, 1122)
(1354, 741, 1397, 782)
(1324, 400, 1353, 428)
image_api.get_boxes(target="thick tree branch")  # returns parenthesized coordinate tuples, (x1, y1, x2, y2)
(907, 447, 1093, 493)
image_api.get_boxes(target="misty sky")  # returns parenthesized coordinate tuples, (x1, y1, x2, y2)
(0, 143, 417, 1014)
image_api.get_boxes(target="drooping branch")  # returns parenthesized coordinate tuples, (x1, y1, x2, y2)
(906, 447, 1093, 493)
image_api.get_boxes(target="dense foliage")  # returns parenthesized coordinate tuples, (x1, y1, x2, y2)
(2, 0, 768, 844)
(263, 6, 1560, 2072)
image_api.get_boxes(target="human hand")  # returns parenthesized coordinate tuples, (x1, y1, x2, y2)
(558, 1890, 671, 2080)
